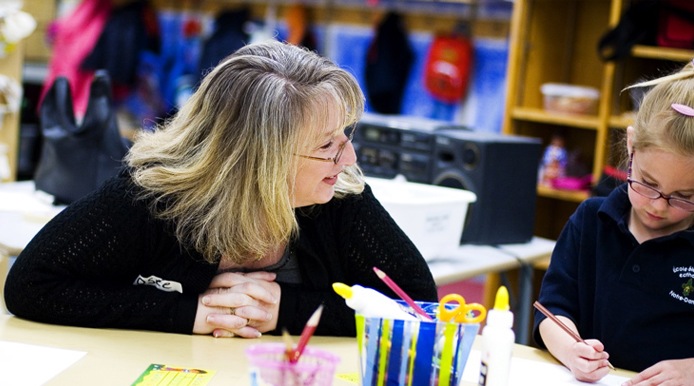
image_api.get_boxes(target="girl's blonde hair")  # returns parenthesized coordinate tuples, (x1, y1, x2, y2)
(624, 60, 694, 157)
(126, 41, 365, 264)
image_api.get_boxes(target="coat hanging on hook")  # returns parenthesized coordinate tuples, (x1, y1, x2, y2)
(364, 11, 414, 115)
(39, 0, 111, 120)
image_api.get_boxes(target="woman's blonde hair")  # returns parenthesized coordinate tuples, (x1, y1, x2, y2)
(624, 60, 694, 158)
(126, 41, 365, 264)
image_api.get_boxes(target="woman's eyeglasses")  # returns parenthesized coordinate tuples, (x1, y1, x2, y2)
(297, 125, 357, 165)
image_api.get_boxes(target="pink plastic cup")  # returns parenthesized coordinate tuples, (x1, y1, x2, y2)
(245, 343, 340, 386)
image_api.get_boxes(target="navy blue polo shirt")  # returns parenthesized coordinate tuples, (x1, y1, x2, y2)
(534, 184, 694, 372)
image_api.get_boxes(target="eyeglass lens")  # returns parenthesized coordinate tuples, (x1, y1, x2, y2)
(333, 125, 356, 164)
(628, 180, 694, 211)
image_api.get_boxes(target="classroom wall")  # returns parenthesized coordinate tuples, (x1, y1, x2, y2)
(325, 25, 509, 132)
(21, 1, 513, 135)
(148, 1, 512, 132)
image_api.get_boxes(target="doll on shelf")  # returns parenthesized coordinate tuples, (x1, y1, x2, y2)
(539, 134, 568, 186)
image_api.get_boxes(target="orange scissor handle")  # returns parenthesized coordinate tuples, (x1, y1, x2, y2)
(438, 293, 487, 324)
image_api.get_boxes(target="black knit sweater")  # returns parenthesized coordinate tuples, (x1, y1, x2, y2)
(4, 171, 438, 336)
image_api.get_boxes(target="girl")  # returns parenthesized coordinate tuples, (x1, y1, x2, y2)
(535, 60, 694, 386)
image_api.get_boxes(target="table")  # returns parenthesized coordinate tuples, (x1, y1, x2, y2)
(0, 181, 64, 313)
(0, 314, 357, 386)
(0, 314, 635, 386)
(0, 181, 64, 256)
(496, 238, 556, 344)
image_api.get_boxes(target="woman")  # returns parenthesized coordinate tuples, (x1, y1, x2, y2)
(4, 41, 438, 338)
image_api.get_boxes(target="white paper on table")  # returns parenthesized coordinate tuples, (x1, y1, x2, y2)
(0, 341, 86, 386)
(462, 350, 630, 386)
(0, 191, 57, 214)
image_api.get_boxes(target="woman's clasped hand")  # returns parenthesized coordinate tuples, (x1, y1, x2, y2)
(195, 272, 281, 338)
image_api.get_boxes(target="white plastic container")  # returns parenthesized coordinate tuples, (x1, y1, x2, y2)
(365, 176, 476, 261)
(540, 83, 600, 115)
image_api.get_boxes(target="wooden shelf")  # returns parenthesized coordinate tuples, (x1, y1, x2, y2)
(537, 185, 589, 202)
(631, 45, 694, 62)
(511, 107, 600, 130)
(0, 43, 24, 182)
(503, 0, 638, 239)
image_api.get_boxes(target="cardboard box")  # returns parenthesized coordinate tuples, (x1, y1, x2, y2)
(365, 176, 476, 261)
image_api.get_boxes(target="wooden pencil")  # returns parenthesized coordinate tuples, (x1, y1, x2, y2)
(373, 266, 433, 321)
(291, 304, 324, 363)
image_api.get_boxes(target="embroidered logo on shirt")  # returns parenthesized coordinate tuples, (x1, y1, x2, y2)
(670, 266, 694, 305)
(134, 275, 183, 293)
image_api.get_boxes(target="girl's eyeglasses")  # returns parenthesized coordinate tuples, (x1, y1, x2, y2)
(627, 151, 694, 212)
(627, 179, 694, 212)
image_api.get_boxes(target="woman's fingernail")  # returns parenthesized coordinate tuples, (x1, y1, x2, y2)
(255, 332, 262, 338)
(266, 313, 273, 321)
(202, 296, 210, 305)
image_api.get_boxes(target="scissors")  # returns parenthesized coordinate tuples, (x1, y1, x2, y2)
(437, 293, 487, 324)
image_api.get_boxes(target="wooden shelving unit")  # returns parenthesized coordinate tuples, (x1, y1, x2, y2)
(0, 43, 23, 182)
(502, 0, 694, 239)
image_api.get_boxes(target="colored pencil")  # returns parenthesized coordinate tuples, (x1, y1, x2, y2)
(290, 304, 324, 363)
(533, 301, 614, 370)
(373, 266, 433, 321)
(281, 328, 295, 362)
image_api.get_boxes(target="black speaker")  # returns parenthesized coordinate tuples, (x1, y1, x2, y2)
(353, 113, 469, 183)
(431, 129, 542, 245)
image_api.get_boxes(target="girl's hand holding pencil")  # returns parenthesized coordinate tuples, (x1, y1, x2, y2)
(534, 301, 615, 382)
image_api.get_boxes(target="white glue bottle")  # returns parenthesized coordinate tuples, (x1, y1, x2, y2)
(332, 282, 418, 320)
(479, 285, 514, 386)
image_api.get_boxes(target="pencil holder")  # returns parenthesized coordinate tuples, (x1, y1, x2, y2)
(356, 301, 480, 386)
(245, 343, 340, 386)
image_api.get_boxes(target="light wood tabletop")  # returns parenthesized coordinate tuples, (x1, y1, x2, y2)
(0, 314, 636, 386)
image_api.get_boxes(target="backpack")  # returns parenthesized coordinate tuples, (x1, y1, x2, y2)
(423, 33, 473, 104)
(34, 71, 131, 204)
